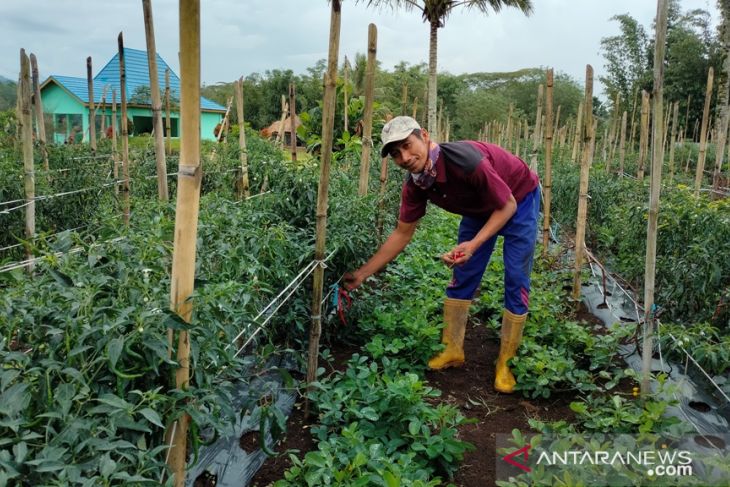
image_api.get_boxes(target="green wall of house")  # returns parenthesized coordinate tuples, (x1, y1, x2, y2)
(41, 83, 222, 143)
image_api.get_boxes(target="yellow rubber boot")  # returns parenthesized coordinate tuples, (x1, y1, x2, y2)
(428, 298, 471, 370)
(494, 309, 527, 393)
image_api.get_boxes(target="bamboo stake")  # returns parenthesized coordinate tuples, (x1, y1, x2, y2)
(505, 103, 514, 149)
(553, 105, 561, 146)
(683, 94, 691, 142)
(343, 56, 349, 133)
(601, 125, 608, 162)
(713, 90, 730, 196)
(165, 69, 172, 155)
(695, 67, 714, 197)
(86, 57, 96, 151)
(376, 156, 389, 242)
(401, 82, 408, 116)
(29, 53, 48, 171)
(100, 85, 108, 138)
(217, 97, 233, 143)
(542, 69, 554, 256)
(143, 0, 169, 201)
(358, 23, 377, 197)
(166, 1, 200, 483)
(668, 102, 679, 183)
(276, 94, 287, 146)
(618, 111, 627, 176)
(572, 65, 593, 301)
(608, 93, 620, 163)
(118, 34, 130, 226)
(629, 88, 639, 150)
(289, 82, 297, 162)
(637, 90, 650, 180)
(235, 76, 249, 198)
(571, 100, 583, 163)
(306, 0, 341, 418)
(112, 89, 119, 195)
(641, 0, 668, 397)
(19, 49, 35, 273)
(412, 96, 418, 120)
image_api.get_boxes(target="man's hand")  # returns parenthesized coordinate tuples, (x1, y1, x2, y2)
(442, 242, 476, 268)
(343, 271, 365, 291)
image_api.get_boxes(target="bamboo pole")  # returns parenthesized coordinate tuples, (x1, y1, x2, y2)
(401, 82, 408, 116)
(412, 96, 418, 120)
(343, 56, 349, 133)
(358, 23, 377, 197)
(571, 100, 584, 163)
(143, 0, 169, 201)
(629, 89, 639, 150)
(668, 102, 679, 183)
(505, 104, 514, 149)
(608, 93, 620, 164)
(100, 85, 108, 137)
(276, 94, 287, 146)
(683, 94, 691, 142)
(713, 91, 730, 196)
(289, 82, 297, 162)
(695, 67, 714, 197)
(637, 90, 650, 180)
(118, 34, 130, 226)
(86, 57, 96, 151)
(29, 53, 48, 171)
(641, 0, 668, 397)
(166, 1, 200, 484)
(217, 97, 233, 143)
(376, 156, 389, 242)
(19, 49, 35, 273)
(572, 65, 593, 301)
(235, 76, 249, 198)
(553, 105, 561, 147)
(165, 69, 172, 155)
(112, 89, 119, 195)
(306, 0, 341, 418)
(618, 111, 627, 176)
(542, 69, 554, 256)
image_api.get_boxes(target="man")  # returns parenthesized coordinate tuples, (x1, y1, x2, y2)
(344, 116, 540, 394)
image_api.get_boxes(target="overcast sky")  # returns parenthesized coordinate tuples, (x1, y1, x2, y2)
(0, 0, 720, 100)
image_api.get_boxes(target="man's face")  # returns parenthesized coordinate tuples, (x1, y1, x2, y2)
(388, 130, 430, 174)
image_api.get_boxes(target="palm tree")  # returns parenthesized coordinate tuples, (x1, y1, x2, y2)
(359, 0, 533, 140)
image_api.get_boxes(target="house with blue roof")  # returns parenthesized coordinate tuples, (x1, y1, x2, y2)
(39, 47, 226, 143)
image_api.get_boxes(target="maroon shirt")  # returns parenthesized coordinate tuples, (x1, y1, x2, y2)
(398, 141, 539, 223)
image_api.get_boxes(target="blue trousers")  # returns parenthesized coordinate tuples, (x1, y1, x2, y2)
(446, 186, 540, 314)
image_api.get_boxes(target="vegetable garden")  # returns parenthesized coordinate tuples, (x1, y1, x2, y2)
(2, 0, 729, 486)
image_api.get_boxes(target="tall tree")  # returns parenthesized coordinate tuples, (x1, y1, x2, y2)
(358, 0, 532, 139)
(600, 14, 651, 107)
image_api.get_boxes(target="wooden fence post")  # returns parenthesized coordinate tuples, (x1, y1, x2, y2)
(143, 0, 169, 201)
(641, 0, 668, 396)
(358, 23, 377, 196)
(166, 0, 201, 484)
(235, 77, 249, 198)
(306, 0, 341, 418)
(542, 69, 554, 257)
(572, 65, 593, 301)
(19, 49, 35, 273)
(118, 34, 131, 226)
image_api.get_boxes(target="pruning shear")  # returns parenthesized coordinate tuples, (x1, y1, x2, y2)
(330, 283, 352, 326)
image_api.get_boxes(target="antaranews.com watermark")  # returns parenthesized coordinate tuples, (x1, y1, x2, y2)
(496, 433, 730, 486)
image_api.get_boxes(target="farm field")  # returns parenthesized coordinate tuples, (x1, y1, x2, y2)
(1, 0, 729, 486)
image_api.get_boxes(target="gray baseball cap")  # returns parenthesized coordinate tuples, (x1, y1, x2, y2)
(380, 116, 421, 157)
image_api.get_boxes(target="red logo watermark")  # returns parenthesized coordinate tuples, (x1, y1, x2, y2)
(502, 445, 532, 472)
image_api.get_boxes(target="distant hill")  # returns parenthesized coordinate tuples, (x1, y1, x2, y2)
(0, 76, 17, 111)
